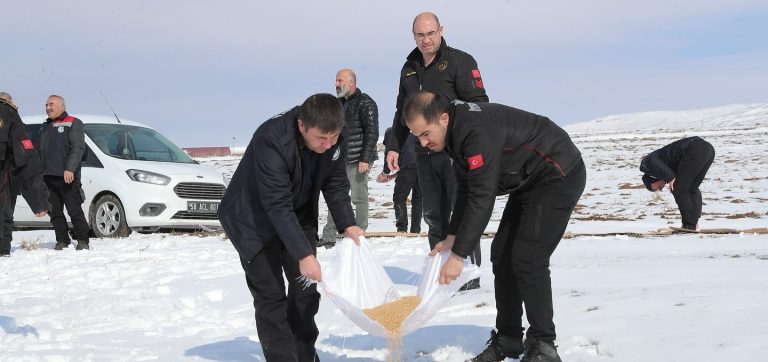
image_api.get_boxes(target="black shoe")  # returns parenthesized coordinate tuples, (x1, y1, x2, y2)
(520, 337, 562, 362)
(0, 250, 10, 257)
(397, 228, 407, 233)
(76, 240, 90, 250)
(470, 330, 524, 361)
(316, 239, 336, 249)
(54, 242, 70, 250)
(459, 277, 481, 292)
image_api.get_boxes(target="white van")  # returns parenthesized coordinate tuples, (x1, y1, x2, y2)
(15, 114, 227, 237)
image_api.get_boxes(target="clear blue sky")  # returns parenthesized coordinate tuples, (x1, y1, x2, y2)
(3, 0, 767, 147)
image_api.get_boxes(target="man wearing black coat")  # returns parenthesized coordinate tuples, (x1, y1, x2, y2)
(378, 127, 422, 233)
(386, 12, 487, 288)
(218, 94, 364, 362)
(320, 69, 378, 247)
(0, 93, 49, 257)
(640, 136, 715, 230)
(404, 91, 585, 362)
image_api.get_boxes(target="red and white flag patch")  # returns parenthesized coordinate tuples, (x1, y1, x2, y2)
(467, 154, 484, 170)
(472, 69, 481, 78)
(21, 139, 34, 150)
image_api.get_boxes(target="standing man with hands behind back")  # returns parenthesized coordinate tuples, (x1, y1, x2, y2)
(40, 95, 90, 251)
(386, 12, 487, 289)
(0, 92, 49, 257)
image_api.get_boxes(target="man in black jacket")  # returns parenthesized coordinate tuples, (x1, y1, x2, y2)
(386, 12, 487, 288)
(319, 69, 378, 247)
(219, 94, 364, 362)
(40, 95, 90, 250)
(640, 136, 715, 230)
(0, 93, 49, 257)
(378, 127, 422, 233)
(405, 91, 585, 362)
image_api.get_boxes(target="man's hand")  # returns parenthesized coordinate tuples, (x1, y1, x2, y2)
(358, 162, 369, 174)
(63, 170, 75, 184)
(345, 225, 365, 245)
(376, 172, 389, 183)
(429, 235, 456, 256)
(668, 178, 676, 192)
(35, 210, 48, 217)
(439, 253, 465, 285)
(386, 151, 400, 172)
(299, 255, 322, 282)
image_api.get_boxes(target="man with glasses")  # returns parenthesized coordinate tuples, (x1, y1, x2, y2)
(386, 12, 488, 290)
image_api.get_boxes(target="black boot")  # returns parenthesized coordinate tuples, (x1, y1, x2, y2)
(470, 330, 524, 361)
(459, 277, 481, 291)
(76, 239, 90, 250)
(54, 242, 69, 250)
(520, 337, 562, 362)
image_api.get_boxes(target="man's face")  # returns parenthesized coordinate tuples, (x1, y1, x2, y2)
(335, 71, 354, 98)
(45, 97, 65, 119)
(407, 113, 449, 152)
(412, 17, 443, 59)
(298, 119, 340, 154)
(651, 179, 666, 191)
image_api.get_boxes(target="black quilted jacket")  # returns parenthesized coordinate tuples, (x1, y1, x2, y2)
(341, 88, 378, 164)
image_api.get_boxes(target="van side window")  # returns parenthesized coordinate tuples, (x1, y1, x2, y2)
(82, 145, 103, 168)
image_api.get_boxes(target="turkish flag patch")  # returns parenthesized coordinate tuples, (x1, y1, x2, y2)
(472, 69, 481, 78)
(467, 154, 484, 170)
(21, 139, 34, 150)
(474, 79, 484, 89)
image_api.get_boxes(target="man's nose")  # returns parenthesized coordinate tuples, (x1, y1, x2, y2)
(419, 138, 429, 147)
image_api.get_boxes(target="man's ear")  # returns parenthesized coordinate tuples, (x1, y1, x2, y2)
(297, 119, 305, 133)
(439, 112, 450, 127)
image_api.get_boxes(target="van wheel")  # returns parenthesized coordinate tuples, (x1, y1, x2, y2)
(90, 195, 130, 238)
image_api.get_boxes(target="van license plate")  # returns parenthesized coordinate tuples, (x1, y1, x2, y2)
(187, 201, 219, 213)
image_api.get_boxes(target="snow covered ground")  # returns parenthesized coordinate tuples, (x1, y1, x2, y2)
(2, 106, 767, 361)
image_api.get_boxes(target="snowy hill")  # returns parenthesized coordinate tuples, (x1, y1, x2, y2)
(564, 103, 768, 135)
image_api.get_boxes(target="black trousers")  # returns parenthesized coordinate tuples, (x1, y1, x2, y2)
(241, 241, 320, 362)
(672, 139, 715, 229)
(393, 166, 422, 233)
(44, 176, 89, 243)
(417, 152, 482, 265)
(492, 161, 586, 342)
(0, 171, 18, 254)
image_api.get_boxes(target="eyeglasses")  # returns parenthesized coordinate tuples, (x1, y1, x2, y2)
(413, 29, 440, 41)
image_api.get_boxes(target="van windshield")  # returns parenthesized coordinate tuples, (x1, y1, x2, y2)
(85, 124, 195, 163)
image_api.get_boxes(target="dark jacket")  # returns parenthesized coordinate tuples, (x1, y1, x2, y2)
(342, 88, 379, 164)
(382, 127, 416, 174)
(39, 112, 86, 179)
(389, 38, 489, 154)
(640, 136, 702, 184)
(218, 107, 356, 263)
(0, 99, 49, 213)
(444, 101, 583, 257)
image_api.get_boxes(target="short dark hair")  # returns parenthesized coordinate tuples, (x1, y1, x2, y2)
(403, 90, 450, 125)
(298, 93, 344, 133)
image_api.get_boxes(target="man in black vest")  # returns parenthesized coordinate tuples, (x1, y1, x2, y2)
(0, 92, 49, 257)
(386, 12, 487, 290)
(640, 136, 715, 230)
(405, 91, 586, 362)
(219, 94, 364, 361)
(40, 95, 90, 250)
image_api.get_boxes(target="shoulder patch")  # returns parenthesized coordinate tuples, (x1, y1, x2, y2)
(21, 139, 34, 150)
(467, 154, 484, 170)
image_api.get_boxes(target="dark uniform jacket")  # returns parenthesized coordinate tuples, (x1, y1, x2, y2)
(342, 88, 379, 164)
(39, 112, 86, 179)
(640, 136, 702, 183)
(444, 101, 583, 257)
(0, 99, 49, 213)
(218, 107, 356, 263)
(389, 38, 489, 154)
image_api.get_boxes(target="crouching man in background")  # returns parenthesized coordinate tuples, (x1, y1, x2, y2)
(404, 91, 586, 362)
(218, 93, 364, 361)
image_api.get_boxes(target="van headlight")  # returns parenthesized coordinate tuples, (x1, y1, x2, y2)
(126, 169, 171, 185)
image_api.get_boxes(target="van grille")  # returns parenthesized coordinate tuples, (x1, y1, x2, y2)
(171, 211, 220, 220)
(173, 183, 226, 200)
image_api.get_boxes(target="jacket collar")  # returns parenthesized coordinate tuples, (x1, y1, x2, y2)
(46, 111, 69, 123)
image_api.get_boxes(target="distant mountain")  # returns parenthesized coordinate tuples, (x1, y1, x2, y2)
(564, 103, 768, 135)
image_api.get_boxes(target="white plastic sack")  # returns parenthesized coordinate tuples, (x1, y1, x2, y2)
(319, 237, 481, 337)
